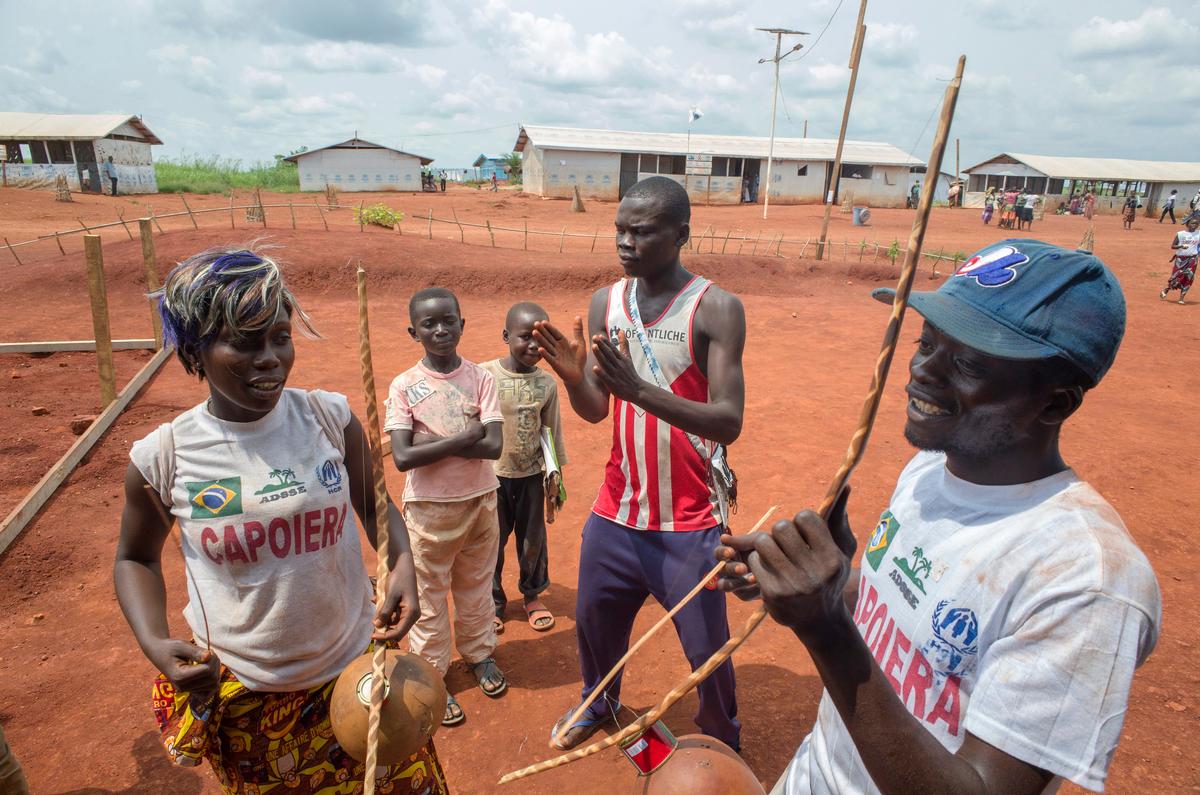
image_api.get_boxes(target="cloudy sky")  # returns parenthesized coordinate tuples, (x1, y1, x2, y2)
(2, 0, 1193, 171)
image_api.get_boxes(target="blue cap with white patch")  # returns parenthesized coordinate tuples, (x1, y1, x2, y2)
(872, 239, 1125, 385)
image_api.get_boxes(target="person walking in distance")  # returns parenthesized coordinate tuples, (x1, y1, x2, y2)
(1161, 214, 1200, 304)
(1160, 189, 1178, 224)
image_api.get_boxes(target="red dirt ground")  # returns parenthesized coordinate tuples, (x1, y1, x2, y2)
(0, 185, 1196, 794)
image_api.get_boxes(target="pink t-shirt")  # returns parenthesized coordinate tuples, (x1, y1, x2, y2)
(383, 358, 503, 503)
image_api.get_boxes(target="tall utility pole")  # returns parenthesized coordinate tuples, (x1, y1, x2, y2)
(816, 0, 868, 260)
(757, 28, 807, 220)
(955, 137, 961, 207)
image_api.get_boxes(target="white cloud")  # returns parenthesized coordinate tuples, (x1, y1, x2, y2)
(471, 1, 667, 91)
(1, 64, 70, 110)
(673, 0, 738, 9)
(16, 26, 67, 74)
(975, 0, 1038, 30)
(261, 42, 446, 88)
(682, 14, 757, 48)
(120, 79, 143, 91)
(150, 44, 222, 95)
(1069, 7, 1196, 58)
(866, 23, 918, 67)
(242, 67, 287, 99)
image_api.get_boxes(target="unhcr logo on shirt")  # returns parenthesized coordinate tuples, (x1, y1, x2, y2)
(316, 459, 343, 495)
(186, 477, 243, 520)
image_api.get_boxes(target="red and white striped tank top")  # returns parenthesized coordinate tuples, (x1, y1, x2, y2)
(592, 275, 720, 532)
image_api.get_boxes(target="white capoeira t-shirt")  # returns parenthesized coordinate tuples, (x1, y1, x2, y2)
(130, 388, 375, 692)
(779, 451, 1160, 794)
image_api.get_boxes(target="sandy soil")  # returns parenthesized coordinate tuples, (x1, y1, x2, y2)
(0, 184, 1196, 794)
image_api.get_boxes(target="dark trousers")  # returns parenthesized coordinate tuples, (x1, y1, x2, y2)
(574, 513, 740, 748)
(1161, 206, 1177, 223)
(109, 177, 118, 196)
(492, 474, 549, 609)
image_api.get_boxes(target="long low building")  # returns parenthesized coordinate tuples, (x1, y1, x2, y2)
(964, 153, 1200, 215)
(284, 137, 433, 192)
(514, 125, 924, 207)
(0, 112, 162, 194)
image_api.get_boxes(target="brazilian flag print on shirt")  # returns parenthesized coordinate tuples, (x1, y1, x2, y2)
(187, 477, 243, 519)
(865, 510, 899, 571)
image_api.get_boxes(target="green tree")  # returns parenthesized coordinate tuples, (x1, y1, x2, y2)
(502, 152, 522, 184)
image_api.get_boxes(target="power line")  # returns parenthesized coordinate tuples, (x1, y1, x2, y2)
(791, 0, 845, 63)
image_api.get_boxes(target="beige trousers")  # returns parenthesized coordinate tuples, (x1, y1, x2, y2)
(405, 491, 500, 674)
(0, 725, 29, 795)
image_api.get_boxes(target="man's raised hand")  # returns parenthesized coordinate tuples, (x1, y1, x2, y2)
(534, 318, 587, 387)
(592, 330, 643, 403)
(717, 487, 856, 643)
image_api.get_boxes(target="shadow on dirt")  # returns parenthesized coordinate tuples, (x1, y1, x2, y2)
(52, 730, 206, 795)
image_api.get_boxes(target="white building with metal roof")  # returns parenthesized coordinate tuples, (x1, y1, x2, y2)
(514, 124, 924, 207)
(964, 153, 1200, 215)
(0, 112, 162, 194)
(284, 137, 434, 192)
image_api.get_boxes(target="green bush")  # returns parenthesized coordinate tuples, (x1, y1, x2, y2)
(155, 155, 300, 194)
(354, 203, 404, 228)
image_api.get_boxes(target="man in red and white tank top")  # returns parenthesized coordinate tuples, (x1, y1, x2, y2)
(534, 176, 747, 751)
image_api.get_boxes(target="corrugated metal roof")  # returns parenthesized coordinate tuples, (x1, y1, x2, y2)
(514, 125, 923, 167)
(0, 112, 162, 144)
(284, 137, 433, 165)
(965, 152, 1200, 182)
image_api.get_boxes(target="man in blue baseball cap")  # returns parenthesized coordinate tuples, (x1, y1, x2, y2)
(718, 239, 1161, 795)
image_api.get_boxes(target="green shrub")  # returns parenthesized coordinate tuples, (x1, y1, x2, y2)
(354, 203, 404, 228)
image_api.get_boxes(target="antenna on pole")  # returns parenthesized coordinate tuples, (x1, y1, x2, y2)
(756, 27, 808, 220)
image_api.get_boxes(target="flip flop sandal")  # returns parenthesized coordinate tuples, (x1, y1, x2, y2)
(469, 657, 508, 697)
(442, 694, 465, 726)
(493, 615, 505, 635)
(524, 600, 556, 632)
(549, 702, 617, 751)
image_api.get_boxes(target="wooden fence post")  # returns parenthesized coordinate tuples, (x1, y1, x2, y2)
(147, 206, 164, 234)
(288, 201, 296, 230)
(116, 210, 133, 240)
(486, 220, 496, 247)
(78, 218, 92, 233)
(750, 231, 761, 256)
(358, 200, 365, 232)
(258, 190, 267, 228)
(313, 198, 328, 231)
(721, 230, 732, 254)
(229, 193, 235, 229)
(452, 208, 465, 243)
(427, 210, 433, 240)
(180, 195, 199, 229)
(559, 226, 566, 253)
(139, 219, 163, 349)
(524, 221, 528, 251)
(591, 229, 599, 253)
(53, 231, 65, 255)
(4, 237, 22, 266)
(84, 235, 117, 407)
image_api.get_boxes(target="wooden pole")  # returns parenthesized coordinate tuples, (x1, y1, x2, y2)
(559, 226, 566, 253)
(313, 198, 328, 231)
(750, 231, 762, 255)
(453, 208, 466, 243)
(78, 218, 92, 233)
(523, 221, 528, 250)
(487, 220, 496, 247)
(955, 137, 961, 206)
(591, 229, 599, 253)
(721, 229, 732, 254)
(288, 201, 296, 230)
(180, 195, 199, 229)
(139, 219, 163, 349)
(427, 210, 433, 240)
(258, 190, 267, 228)
(116, 210, 134, 240)
(359, 200, 365, 232)
(228, 193, 235, 228)
(84, 235, 117, 407)
(4, 237, 23, 266)
(53, 231, 65, 255)
(355, 265, 393, 795)
(817, 0, 869, 261)
(551, 507, 779, 749)
(148, 206, 164, 234)
(498, 53, 966, 788)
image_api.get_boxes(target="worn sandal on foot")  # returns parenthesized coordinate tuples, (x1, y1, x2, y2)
(442, 694, 465, 726)
(469, 657, 507, 697)
(549, 702, 616, 750)
(524, 599, 555, 632)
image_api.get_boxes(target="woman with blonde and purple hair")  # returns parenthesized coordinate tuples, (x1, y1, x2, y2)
(113, 247, 447, 794)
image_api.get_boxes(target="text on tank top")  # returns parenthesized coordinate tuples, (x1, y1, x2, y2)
(592, 275, 721, 532)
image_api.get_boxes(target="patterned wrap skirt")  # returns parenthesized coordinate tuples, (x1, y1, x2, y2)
(151, 655, 448, 795)
(1169, 255, 1197, 292)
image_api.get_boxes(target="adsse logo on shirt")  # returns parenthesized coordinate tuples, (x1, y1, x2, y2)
(254, 467, 307, 504)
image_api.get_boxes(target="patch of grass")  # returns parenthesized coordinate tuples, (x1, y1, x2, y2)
(155, 155, 300, 194)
